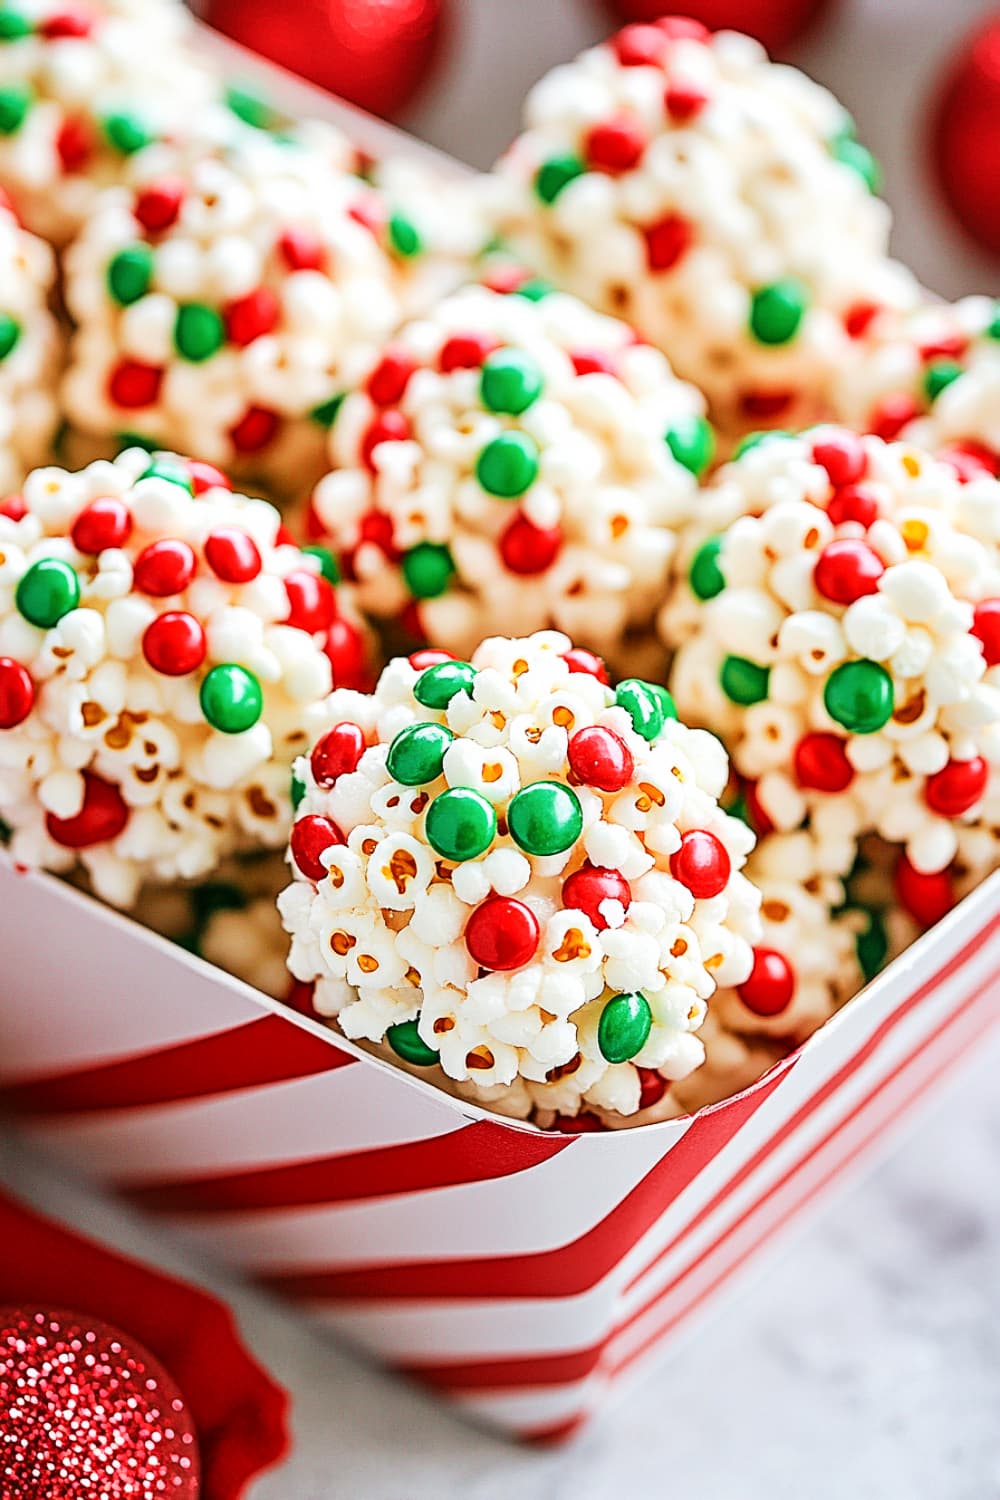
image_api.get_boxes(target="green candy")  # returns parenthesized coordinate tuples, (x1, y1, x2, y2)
(388, 212, 423, 258)
(0, 312, 20, 362)
(290, 770, 307, 810)
(107, 245, 153, 307)
(853, 907, 889, 983)
(309, 392, 345, 428)
(507, 781, 582, 857)
(664, 413, 715, 477)
(475, 431, 540, 498)
(598, 991, 653, 1064)
(174, 302, 226, 362)
(749, 280, 808, 345)
(0, 9, 32, 40)
(829, 134, 882, 193)
(733, 429, 791, 459)
(534, 153, 584, 204)
(414, 660, 477, 710)
(116, 431, 158, 454)
(200, 663, 263, 734)
(301, 544, 340, 585)
(513, 278, 553, 302)
(386, 721, 453, 786)
(387, 1019, 439, 1067)
(225, 82, 279, 131)
(139, 456, 194, 492)
(15, 557, 80, 628)
(923, 359, 963, 403)
(480, 348, 543, 415)
(425, 786, 496, 862)
(102, 109, 153, 155)
(987, 303, 1000, 341)
(720, 655, 770, 706)
(615, 679, 665, 742)
(648, 682, 677, 722)
(402, 541, 455, 600)
(689, 536, 725, 600)
(823, 659, 893, 734)
(0, 82, 32, 135)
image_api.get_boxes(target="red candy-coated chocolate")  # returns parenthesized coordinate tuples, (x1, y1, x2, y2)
(560, 647, 609, 684)
(607, 2, 819, 53)
(71, 496, 133, 553)
(895, 852, 955, 928)
(826, 481, 882, 529)
(46, 772, 129, 848)
(325, 616, 369, 688)
(229, 406, 279, 452)
(813, 538, 884, 603)
(938, 440, 1000, 483)
(0, 493, 26, 521)
(464, 896, 540, 970)
(277, 226, 326, 271)
(561, 863, 632, 929)
(109, 360, 163, 408)
(285, 570, 336, 633)
(637, 1066, 668, 1110)
(290, 813, 345, 881)
(408, 647, 455, 669)
(438, 332, 499, 371)
(204, 526, 262, 583)
(613, 23, 668, 67)
(498, 513, 562, 575)
(142, 611, 206, 676)
(55, 115, 92, 172)
(187, 460, 232, 495)
(41, 7, 94, 37)
(794, 731, 854, 792)
(643, 212, 692, 271)
(744, 779, 775, 836)
(134, 178, 184, 234)
(844, 301, 881, 340)
(567, 724, 634, 793)
(740, 388, 793, 420)
(224, 286, 280, 347)
(585, 115, 647, 172)
(811, 430, 867, 488)
(569, 348, 618, 377)
(360, 409, 410, 470)
(924, 756, 989, 817)
(0, 656, 34, 728)
(310, 721, 366, 786)
(664, 81, 709, 120)
(358, 508, 400, 558)
(737, 947, 795, 1015)
(133, 538, 196, 596)
(971, 598, 1000, 666)
(366, 347, 417, 405)
(670, 828, 731, 898)
(868, 393, 921, 441)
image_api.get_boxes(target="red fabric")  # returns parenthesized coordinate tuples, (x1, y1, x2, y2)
(0, 1188, 289, 1498)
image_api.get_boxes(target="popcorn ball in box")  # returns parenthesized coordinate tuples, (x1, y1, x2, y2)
(0, 448, 370, 907)
(308, 283, 712, 674)
(664, 429, 1000, 879)
(0, 190, 59, 492)
(0, 0, 216, 244)
(62, 125, 403, 491)
(488, 18, 918, 435)
(279, 629, 761, 1126)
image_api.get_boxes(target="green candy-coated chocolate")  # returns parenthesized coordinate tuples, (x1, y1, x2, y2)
(388, 212, 422, 258)
(199, 663, 263, 734)
(102, 109, 153, 155)
(749, 280, 808, 345)
(425, 786, 496, 862)
(414, 660, 477, 710)
(615, 679, 665, 742)
(507, 781, 582, 856)
(475, 431, 539, 498)
(597, 991, 653, 1064)
(664, 413, 715, 477)
(923, 359, 963, 403)
(15, 557, 80, 628)
(290, 770, 306, 810)
(689, 536, 725, 600)
(480, 348, 543, 415)
(402, 541, 455, 599)
(301, 544, 340, 585)
(0, 312, 20, 362)
(139, 456, 194, 492)
(107, 245, 154, 307)
(829, 134, 882, 193)
(386, 721, 453, 786)
(720, 655, 770, 706)
(174, 302, 226, 362)
(0, 9, 32, 39)
(823, 659, 893, 734)
(0, 81, 31, 134)
(387, 1019, 439, 1066)
(309, 392, 345, 428)
(535, 153, 584, 204)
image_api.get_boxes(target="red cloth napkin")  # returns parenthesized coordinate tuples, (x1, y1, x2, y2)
(0, 1187, 289, 1498)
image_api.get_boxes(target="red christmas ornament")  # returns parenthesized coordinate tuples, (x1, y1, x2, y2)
(290, 813, 345, 882)
(562, 863, 632, 930)
(737, 948, 796, 1015)
(202, 0, 446, 119)
(670, 829, 731, 898)
(310, 721, 367, 786)
(0, 1307, 199, 1499)
(932, 14, 1000, 256)
(464, 896, 540, 970)
(603, 2, 828, 54)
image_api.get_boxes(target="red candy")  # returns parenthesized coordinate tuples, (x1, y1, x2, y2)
(811, 430, 867, 488)
(0, 656, 34, 728)
(643, 212, 692, 272)
(826, 481, 882, 529)
(310, 721, 366, 786)
(204, 526, 262, 583)
(46, 771, 129, 849)
(464, 896, 540, 970)
(290, 814, 345, 882)
(438, 332, 499, 371)
(133, 538, 195, 596)
(938, 441, 1000, 484)
(285, 570, 336, 633)
(408, 648, 454, 669)
(224, 286, 280, 347)
(71, 496, 133, 554)
(569, 349, 618, 377)
(585, 115, 647, 172)
(360, 410, 410, 470)
(669, 828, 731, 898)
(324, 616, 369, 688)
(277, 226, 326, 271)
(41, 7, 94, 37)
(229, 405, 279, 452)
(971, 598, 1000, 666)
(109, 360, 162, 408)
(567, 724, 634, 793)
(498, 513, 562, 575)
(794, 732, 854, 792)
(366, 348, 417, 405)
(55, 115, 92, 173)
(560, 647, 609, 684)
(187, 460, 231, 495)
(868, 393, 921, 441)
(813, 538, 884, 604)
(134, 178, 184, 234)
(924, 756, 989, 818)
(0, 493, 26, 521)
(561, 864, 632, 930)
(895, 852, 955, 928)
(637, 1067, 668, 1110)
(737, 948, 796, 1016)
(142, 612, 206, 676)
(613, 23, 668, 67)
(664, 81, 709, 120)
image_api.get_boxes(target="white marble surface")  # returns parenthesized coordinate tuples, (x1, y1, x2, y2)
(3, 1024, 1000, 1499)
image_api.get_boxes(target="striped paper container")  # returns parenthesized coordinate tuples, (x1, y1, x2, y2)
(1, 857, 997, 1441)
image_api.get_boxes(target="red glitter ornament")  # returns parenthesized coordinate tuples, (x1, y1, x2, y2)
(932, 13, 1000, 256)
(0, 1307, 200, 1499)
(567, 724, 634, 793)
(604, 2, 826, 53)
(290, 814, 345, 882)
(310, 721, 366, 786)
(670, 828, 731, 898)
(738, 948, 796, 1015)
(562, 863, 632, 929)
(464, 896, 540, 970)
(45, 771, 129, 848)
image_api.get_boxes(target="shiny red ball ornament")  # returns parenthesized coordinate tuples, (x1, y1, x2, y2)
(310, 721, 366, 786)
(438, 332, 499, 372)
(562, 863, 632, 930)
(499, 512, 562, 575)
(932, 14, 1000, 256)
(366, 348, 418, 406)
(285, 570, 336, 633)
(224, 286, 280, 347)
(737, 948, 796, 1015)
(971, 598, 1000, 666)
(204, 526, 262, 583)
(670, 829, 731, 898)
(133, 538, 196, 596)
(567, 724, 635, 793)
(826, 481, 882, 529)
(811, 430, 867, 488)
(895, 852, 955, 929)
(559, 646, 610, 684)
(924, 756, 989, 817)
(0, 656, 34, 728)
(604, 3, 826, 54)
(0, 1307, 199, 1500)
(71, 496, 133, 554)
(142, 612, 207, 676)
(45, 771, 129, 848)
(290, 814, 345, 882)
(794, 731, 854, 792)
(134, 177, 185, 235)
(814, 538, 885, 604)
(203, 0, 445, 119)
(361, 409, 411, 471)
(465, 896, 540, 971)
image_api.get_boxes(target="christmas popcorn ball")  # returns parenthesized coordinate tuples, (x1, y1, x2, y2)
(61, 127, 403, 491)
(488, 19, 918, 435)
(665, 429, 1000, 879)
(0, 192, 59, 493)
(278, 628, 761, 1125)
(0, 0, 216, 244)
(0, 448, 370, 907)
(308, 283, 712, 673)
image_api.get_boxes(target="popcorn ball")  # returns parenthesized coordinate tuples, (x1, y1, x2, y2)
(308, 283, 712, 673)
(0, 448, 370, 906)
(0, 192, 59, 492)
(488, 19, 918, 435)
(0, 0, 216, 244)
(279, 629, 760, 1125)
(62, 126, 404, 491)
(664, 430, 1000, 877)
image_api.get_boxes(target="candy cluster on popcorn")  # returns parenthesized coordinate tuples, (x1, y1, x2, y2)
(0, 191, 59, 492)
(488, 18, 918, 435)
(308, 283, 712, 673)
(0, 0, 216, 244)
(664, 430, 1000, 879)
(279, 630, 761, 1123)
(0, 449, 369, 906)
